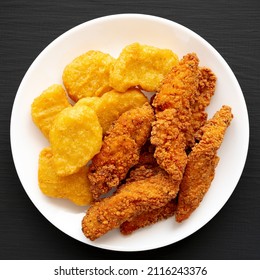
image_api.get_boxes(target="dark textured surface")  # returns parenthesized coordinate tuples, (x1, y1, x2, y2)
(1, 0, 259, 259)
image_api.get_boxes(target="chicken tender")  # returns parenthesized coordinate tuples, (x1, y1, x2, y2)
(119, 145, 177, 235)
(82, 168, 179, 241)
(120, 199, 177, 235)
(109, 43, 179, 92)
(175, 105, 233, 222)
(77, 88, 148, 134)
(151, 53, 200, 179)
(62, 50, 115, 101)
(151, 109, 188, 180)
(88, 103, 154, 200)
(188, 67, 217, 146)
(38, 147, 92, 206)
(122, 67, 218, 233)
(121, 63, 217, 232)
(31, 84, 71, 138)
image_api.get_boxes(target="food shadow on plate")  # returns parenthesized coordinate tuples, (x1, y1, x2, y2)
(41, 195, 88, 214)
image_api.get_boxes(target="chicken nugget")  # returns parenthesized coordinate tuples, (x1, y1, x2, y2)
(31, 84, 71, 138)
(49, 103, 102, 176)
(38, 147, 92, 205)
(109, 43, 178, 92)
(62, 50, 115, 101)
(77, 88, 148, 134)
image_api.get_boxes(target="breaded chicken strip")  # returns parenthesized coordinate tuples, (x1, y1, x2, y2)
(122, 54, 200, 232)
(88, 103, 154, 200)
(151, 53, 200, 180)
(120, 199, 177, 235)
(82, 167, 179, 241)
(125, 142, 157, 182)
(189, 67, 217, 146)
(153, 53, 200, 112)
(175, 105, 233, 222)
(118, 144, 176, 234)
(151, 109, 187, 180)
(120, 67, 217, 234)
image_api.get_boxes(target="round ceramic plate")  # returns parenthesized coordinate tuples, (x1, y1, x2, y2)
(10, 14, 249, 251)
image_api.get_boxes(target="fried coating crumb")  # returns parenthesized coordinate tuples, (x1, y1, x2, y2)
(175, 105, 233, 222)
(188, 67, 217, 145)
(88, 103, 154, 200)
(119, 144, 177, 235)
(120, 199, 177, 235)
(151, 53, 200, 180)
(82, 168, 179, 241)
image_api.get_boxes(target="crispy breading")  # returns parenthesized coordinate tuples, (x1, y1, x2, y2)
(120, 147, 176, 235)
(82, 168, 179, 241)
(120, 66, 217, 233)
(151, 53, 200, 179)
(188, 67, 217, 146)
(175, 105, 233, 222)
(125, 142, 157, 182)
(119, 145, 176, 235)
(120, 199, 177, 235)
(88, 103, 154, 200)
(151, 109, 188, 180)
(153, 53, 200, 112)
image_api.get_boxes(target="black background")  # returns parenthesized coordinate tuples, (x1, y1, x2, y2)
(1, 0, 259, 260)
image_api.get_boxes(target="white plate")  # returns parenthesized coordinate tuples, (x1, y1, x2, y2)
(10, 14, 249, 251)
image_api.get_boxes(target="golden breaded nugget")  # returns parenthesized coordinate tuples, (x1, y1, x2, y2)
(38, 147, 92, 205)
(31, 84, 71, 138)
(49, 103, 102, 176)
(62, 50, 115, 101)
(109, 43, 179, 92)
(77, 88, 148, 134)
